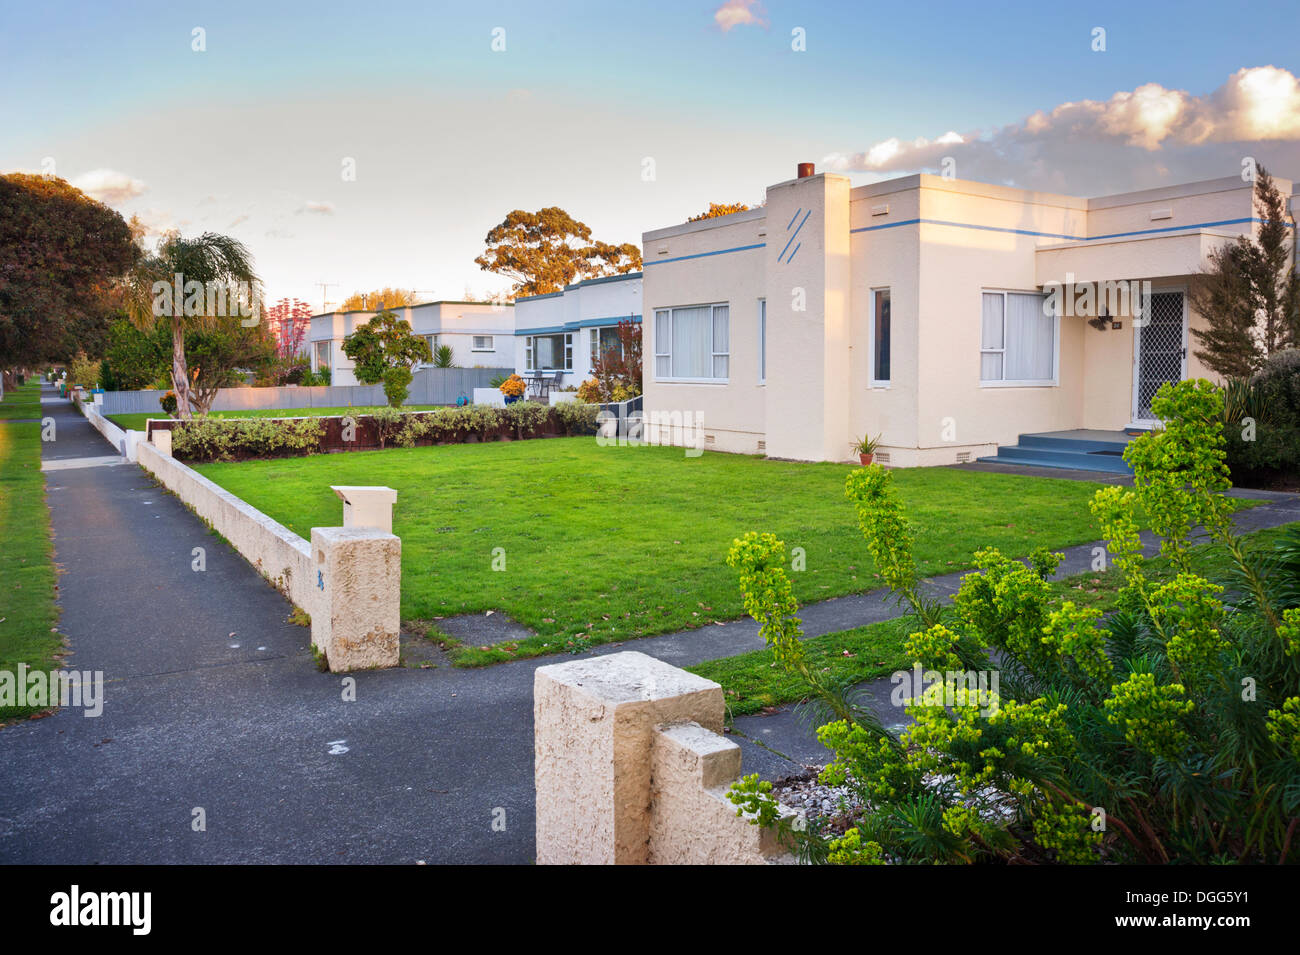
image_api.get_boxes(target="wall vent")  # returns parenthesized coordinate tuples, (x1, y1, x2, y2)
(704, 434, 716, 445)
(871, 203, 890, 217)
(756, 440, 766, 451)
(875, 452, 890, 464)
(956, 451, 972, 463)
(1149, 208, 1173, 221)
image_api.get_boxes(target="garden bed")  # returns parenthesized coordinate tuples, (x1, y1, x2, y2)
(151, 402, 601, 462)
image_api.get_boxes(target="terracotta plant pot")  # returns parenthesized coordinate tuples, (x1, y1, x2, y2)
(859, 453, 874, 466)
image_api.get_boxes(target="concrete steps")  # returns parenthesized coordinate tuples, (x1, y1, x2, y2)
(977, 431, 1136, 475)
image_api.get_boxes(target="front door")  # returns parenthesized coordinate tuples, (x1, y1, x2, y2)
(1131, 289, 1187, 425)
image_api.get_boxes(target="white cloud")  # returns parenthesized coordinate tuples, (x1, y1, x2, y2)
(714, 0, 767, 32)
(71, 168, 146, 204)
(824, 66, 1300, 192)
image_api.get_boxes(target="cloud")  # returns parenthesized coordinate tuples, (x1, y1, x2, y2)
(71, 168, 146, 204)
(823, 66, 1300, 193)
(130, 207, 177, 239)
(713, 0, 767, 32)
(297, 200, 335, 215)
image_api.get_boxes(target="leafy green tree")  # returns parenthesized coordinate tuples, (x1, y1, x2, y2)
(1190, 167, 1300, 378)
(122, 232, 262, 418)
(341, 310, 431, 407)
(474, 207, 641, 297)
(0, 174, 137, 385)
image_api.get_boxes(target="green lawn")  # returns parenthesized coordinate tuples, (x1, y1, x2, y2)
(195, 438, 1112, 664)
(0, 379, 44, 420)
(0, 395, 61, 720)
(690, 521, 1300, 717)
(108, 405, 444, 431)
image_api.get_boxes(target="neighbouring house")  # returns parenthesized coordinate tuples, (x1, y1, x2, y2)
(512, 273, 642, 396)
(640, 164, 1297, 467)
(309, 300, 515, 386)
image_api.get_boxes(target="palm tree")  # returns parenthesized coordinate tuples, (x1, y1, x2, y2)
(123, 232, 261, 419)
(433, 344, 455, 368)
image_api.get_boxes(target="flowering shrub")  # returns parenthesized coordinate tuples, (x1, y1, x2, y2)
(499, 374, 526, 398)
(726, 379, 1300, 864)
(159, 390, 178, 416)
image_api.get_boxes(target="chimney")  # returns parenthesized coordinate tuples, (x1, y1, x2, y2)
(797, 162, 815, 179)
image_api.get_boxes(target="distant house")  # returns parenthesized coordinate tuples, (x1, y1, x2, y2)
(641, 164, 1297, 467)
(309, 301, 515, 386)
(512, 273, 642, 393)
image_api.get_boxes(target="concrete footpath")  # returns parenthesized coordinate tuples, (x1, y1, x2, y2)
(1, 386, 1296, 863)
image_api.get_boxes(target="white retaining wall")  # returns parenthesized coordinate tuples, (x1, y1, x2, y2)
(136, 440, 316, 612)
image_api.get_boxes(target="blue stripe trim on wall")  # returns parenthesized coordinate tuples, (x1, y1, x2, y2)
(849, 216, 1290, 242)
(643, 243, 765, 266)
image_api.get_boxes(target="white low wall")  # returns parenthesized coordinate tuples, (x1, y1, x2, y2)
(136, 440, 315, 612)
(81, 402, 139, 462)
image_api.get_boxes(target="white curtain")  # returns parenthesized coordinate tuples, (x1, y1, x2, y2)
(712, 305, 729, 378)
(1004, 292, 1053, 381)
(655, 310, 671, 378)
(980, 293, 1003, 381)
(671, 306, 711, 378)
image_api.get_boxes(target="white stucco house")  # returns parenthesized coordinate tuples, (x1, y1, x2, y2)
(640, 164, 1297, 470)
(512, 273, 642, 393)
(309, 300, 514, 386)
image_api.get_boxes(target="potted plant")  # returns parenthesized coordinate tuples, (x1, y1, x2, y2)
(851, 432, 880, 466)
(499, 373, 527, 405)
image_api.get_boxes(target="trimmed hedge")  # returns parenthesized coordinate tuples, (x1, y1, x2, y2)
(166, 401, 602, 462)
(1223, 349, 1300, 487)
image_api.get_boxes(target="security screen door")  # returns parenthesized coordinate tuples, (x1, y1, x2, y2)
(1132, 290, 1186, 424)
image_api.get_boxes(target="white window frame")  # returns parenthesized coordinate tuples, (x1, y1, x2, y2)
(526, 332, 573, 372)
(979, 288, 1059, 388)
(758, 299, 766, 384)
(653, 303, 730, 383)
(589, 326, 623, 365)
(314, 340, 331, 372)
(869, 287, 890, 388)
(471, 335, 494, 352)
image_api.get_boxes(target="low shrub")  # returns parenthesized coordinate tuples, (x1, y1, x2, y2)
(554, 400, 601, 435)
(502, 400, 550, 439)
(171, 417, 325, 462)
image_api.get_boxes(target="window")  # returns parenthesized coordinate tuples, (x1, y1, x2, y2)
(472, 335, 494, 352)
(314, 341, 331, 371)
(589, 326, 622, 364)
(654, 304, 729, 381)
(526, 333, 573, 372)
(758, 299, 766, 383)
(423, 334, 438, 361)
(981, 291, 1056, 384)
(871, 289, 890, 384)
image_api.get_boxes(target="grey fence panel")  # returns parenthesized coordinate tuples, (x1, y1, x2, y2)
(98, 367, 512, 416)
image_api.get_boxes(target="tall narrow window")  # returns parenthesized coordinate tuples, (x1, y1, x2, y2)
(525, 336, 534, 372)
(314, 341, 331, 372)
(872, 289, 891, 384)
(758, 299, 766, 383)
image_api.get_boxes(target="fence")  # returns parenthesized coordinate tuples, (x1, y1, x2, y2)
(99, 367, 511, 415)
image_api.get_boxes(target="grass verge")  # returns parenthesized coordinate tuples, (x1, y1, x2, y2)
(0, 411, 61, 721)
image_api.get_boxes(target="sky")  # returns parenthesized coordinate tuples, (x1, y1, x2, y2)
(2, 0, 1298, 311)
